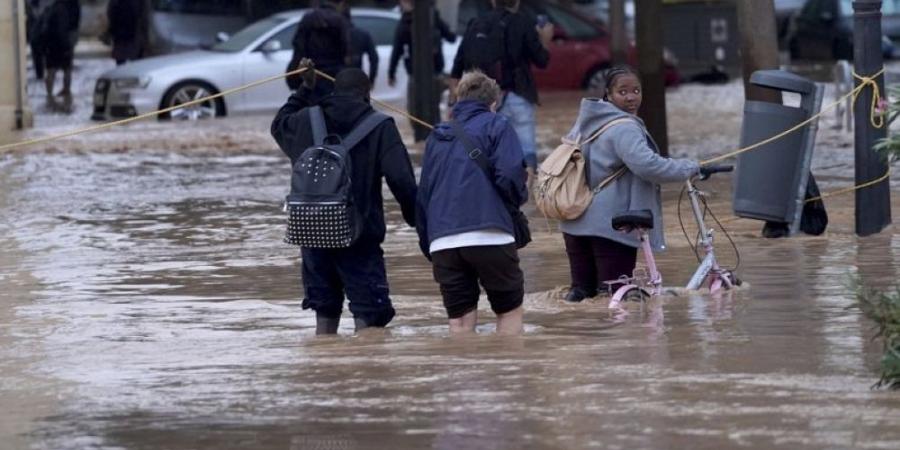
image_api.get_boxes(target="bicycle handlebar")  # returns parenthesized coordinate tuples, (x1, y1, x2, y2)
(698, 165, 734, 180)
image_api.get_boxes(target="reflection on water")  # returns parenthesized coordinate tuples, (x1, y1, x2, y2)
(1, 151, 899, 450)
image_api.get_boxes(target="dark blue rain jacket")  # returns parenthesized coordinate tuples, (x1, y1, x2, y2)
(415, 100, 527, 257)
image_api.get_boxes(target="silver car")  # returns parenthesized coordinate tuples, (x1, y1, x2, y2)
(92, 8, 459, 121)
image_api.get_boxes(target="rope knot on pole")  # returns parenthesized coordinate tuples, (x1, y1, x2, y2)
(852, 67, 887, 129)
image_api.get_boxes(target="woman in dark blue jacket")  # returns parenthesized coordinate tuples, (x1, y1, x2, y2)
(416, 71, 528, 335)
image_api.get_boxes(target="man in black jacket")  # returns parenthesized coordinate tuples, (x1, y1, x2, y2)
(271, 62, 418, 335)
(343, 8, 378, 84)
(285, 0, 350, 97)
(450, 0, 552, 172)
(107, 0, 146, 65)
(388, 0, 456, 140)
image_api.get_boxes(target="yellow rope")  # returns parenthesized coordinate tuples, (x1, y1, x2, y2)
(806, 167, 892, 203)
(0, 67, 313, 152)
(0, 63, 892, 206)
(853, 68, 886, 129)
(701, 68, 886, 166)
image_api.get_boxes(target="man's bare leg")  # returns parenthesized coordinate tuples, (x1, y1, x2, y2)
(449, 309, 477, 335)
(495, 306, 524, 336)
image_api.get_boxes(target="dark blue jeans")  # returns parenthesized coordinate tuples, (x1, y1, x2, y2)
(300, 242, 395, 327)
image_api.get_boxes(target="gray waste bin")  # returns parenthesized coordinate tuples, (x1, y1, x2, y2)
(733, 70, 824, 233)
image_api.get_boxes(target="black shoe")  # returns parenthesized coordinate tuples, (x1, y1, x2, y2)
(565, 288, 595, 303)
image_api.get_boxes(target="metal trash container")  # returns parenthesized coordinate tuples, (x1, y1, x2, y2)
(733, 70, 824, 234)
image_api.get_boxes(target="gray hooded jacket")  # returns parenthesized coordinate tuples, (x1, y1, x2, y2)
(559, 99, 699, 250)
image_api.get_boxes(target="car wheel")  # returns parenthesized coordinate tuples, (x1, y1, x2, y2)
(160, 82, 225, 121)
(584, 64, 612, 94)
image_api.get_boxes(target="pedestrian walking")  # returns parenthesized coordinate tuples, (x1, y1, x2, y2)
(41, 0, 81, 111)
(343, 8, 379, 84)
(26, 0, 46, 81)
(450, 0, 553, 175)
(285, 0, 351, 100)
(106, 0, 146, 66)
(388, 0, 456, 138)
(416, 71, 528, 336)
(558, 66, 700, 303)
(271, 61, 418, 335)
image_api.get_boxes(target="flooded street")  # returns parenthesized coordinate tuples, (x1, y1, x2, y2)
(2, 146, 899, 449)
(2, 69, 900, 448)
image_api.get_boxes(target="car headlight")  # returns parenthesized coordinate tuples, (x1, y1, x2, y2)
(113, 77, 151, 89)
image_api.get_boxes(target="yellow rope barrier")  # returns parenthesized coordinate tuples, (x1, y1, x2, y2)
(0, 67, 312, 152)
(700, 68, 886, 166)
(853, 69, 886, 129)
(0, 63, 893, 205)
(312, 70, 436, 130)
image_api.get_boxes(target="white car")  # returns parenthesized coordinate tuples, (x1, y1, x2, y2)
(92, 8, 459, 121)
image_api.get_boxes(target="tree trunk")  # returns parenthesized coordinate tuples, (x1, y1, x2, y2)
(635, 0, 668, 156)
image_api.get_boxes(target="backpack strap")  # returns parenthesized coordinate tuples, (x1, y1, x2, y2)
(580, 117, 635, 146)
(449, 120, 520, 211)
(578, 118, 635, 194)
(449, 121, 492, 178)
(592, 166, 628, 194)
(309, 106, 327, 146)
(341, 111, 391, 150)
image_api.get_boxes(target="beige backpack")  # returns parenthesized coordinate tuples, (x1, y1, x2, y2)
(533, 118, 633, 221)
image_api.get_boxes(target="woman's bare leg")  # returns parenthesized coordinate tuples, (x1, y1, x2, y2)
(496, 306, 524, 335)
(449, 309, 477, 335)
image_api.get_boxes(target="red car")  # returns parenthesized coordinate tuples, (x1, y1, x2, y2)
(457, 0, 679, 91)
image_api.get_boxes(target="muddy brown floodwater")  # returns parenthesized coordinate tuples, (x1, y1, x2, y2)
(2, 88, 900, 449)
(1, 146, 898, 450)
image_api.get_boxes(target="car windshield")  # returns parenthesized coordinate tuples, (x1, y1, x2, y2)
(211, 16, 286, 52)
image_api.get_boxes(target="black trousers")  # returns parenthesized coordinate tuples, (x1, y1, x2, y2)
(300, 241, 394, 327)
(431, 244, 524, 319)
(563, 233, 637, 296)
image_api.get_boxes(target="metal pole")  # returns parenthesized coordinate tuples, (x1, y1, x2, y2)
(853, 0, 892, 236)
(609, 0, 628, 65)
(411, 1, 437, 142)
(634, 0, 668, 156)
(12, 0, 24, 130)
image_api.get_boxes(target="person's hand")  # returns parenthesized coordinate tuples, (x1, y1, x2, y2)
(298, 58, 316, 88)
(537, 22, 554, 48)
(388, 77, 396, 88)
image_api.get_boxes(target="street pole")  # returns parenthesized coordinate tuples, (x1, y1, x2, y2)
(609, 0, 628, 65)
(736, 0, 781, 103)
(635, 0, 668, 156)
(411, 1, 437, 142)
(853, 0, 892, 236)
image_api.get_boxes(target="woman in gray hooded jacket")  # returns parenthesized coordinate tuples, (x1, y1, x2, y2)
(560, 66, 700, 303)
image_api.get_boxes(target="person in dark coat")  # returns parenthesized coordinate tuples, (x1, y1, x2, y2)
(451, 0, 552, 173)
(388, 0, 456, 139)
(285, 0, 350, 99)
(344, 8, 379, 84)
(107, 0, 146, 65)
(41, 0, 81, 110)
(416, 70, 528, 335)
(26, 0, 45, 80)
(271, 61, 418, 335)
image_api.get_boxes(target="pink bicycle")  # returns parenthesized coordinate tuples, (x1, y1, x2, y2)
(607, 165, 740, 308)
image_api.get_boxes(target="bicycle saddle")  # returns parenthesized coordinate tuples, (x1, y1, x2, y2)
(612, 209, 654, 231)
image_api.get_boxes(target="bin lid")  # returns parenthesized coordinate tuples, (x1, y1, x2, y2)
(750, 70, 817, 95)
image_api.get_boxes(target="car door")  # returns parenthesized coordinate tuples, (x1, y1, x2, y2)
(240, 22, 296, 113)
(533, 3, 604, 90)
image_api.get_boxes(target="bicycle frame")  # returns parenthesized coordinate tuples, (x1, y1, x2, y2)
(608, 231, 662, 307)
(684, 178, 733, 293)
(609, 176, 734, 309)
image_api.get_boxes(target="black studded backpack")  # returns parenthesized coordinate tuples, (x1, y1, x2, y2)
(284, 106, 390, 248)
